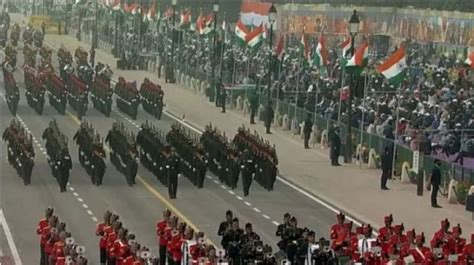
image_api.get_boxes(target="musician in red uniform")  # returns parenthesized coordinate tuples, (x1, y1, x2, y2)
(378, 214, 394, 242)
(38, 207, 54, 265)
(180, 226, 196, 265)
(330, 212, 346, 240)
(190, 232, 207, 265)
(42, 216, 59, 264)
(156, 209, 171, 265)
(107, 220, 123, 265)
(168, 222, 186, 265)
(389, 224, 408, 247)
(114, 229, 133, 265)
(49, 231, 69, 264)
(407, 233, 433, 264)
(461, 234, 474, 263)
(96, 211, 112, 265)
(447, 224, 466, 255)
(431, 219, 451, 248)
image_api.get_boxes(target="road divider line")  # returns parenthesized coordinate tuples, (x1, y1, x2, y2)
(262, 215, 270, 219)
(272, 221, 280, 226)
(0, 209, 22, 265)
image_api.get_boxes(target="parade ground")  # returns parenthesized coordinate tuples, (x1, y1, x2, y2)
(1, 13, 473, 263)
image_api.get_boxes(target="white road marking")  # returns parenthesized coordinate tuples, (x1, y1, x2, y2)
(206, 175, 212, 179)
(253, 208, 261, 213)
(220, 185, 227, 189)
(77, 198, 84, 202)
(213, 180, 219, 184)
(262, 214, 271, 219)
(272, 221, 280, 226)
(34, 139, 38, 144)
(72, 192, 79, 197)
(69, 187, 74, 191)
(244, 201, 251, 206)
(82, 204, 89, 209)
(42, 152, 47, 155)
(87, 210, 93, 215)
(0, 209, 23, 265)
(92, 217, 98, 222)
(228, 190, 235, 195)
(236, 196, 243, 201)
(39, 147, 44, 151)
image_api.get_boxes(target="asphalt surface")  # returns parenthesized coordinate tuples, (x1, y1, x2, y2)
(0, 35, 337, 263)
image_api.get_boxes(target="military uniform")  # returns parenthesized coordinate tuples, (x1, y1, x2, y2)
(105, 121, 139, 186)
(140, 78, 164, 120)
(114, 77, 140, 120)
(2, 119, 35, 185)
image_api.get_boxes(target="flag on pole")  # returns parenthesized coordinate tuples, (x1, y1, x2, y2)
(299, 34, 309, 65)
(246, 24, 264, 50)
(124, 2, 137, 13)
(146, 3, 156, 22)
(163, 7, 173, 20)
(196, 14, 213, 35)
(180, 9, 191, 28)
(377, 45, 407, 87)
(345, 41, 369, 68)
(341, 36, 351, 58)
(274, 34, 284, 62)
(110, 0, 120, 11)
(312, 34, 328, 68)
(234, 19, 250, 47)
(465, 52, 474, 69)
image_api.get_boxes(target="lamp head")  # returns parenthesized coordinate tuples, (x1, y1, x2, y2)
(349, 9, 360, 35)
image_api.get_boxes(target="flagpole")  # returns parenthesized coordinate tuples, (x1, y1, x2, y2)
(358, 70, 369, 167)
(338, 67, 345, 124)
(391, 83, 402, 179)
(219, 12, 226, 81)
(276, 52, 284, 111)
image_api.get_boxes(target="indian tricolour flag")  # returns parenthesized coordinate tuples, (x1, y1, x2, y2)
(180, 9, 191, 28)
(345, 41, 368, 68)
(299, 34, 309, 65)
(377, 46, 407, 87)
(146, 4, 156, 22)
(465, 52, 474, 69)
(234, 19, 249, 47)
(246, 24, 264, 50)
(274, 34, 284, 62)
(110, 0, 120, 11)
(341, 37, 351, 58)
(312, 34, 328, 68)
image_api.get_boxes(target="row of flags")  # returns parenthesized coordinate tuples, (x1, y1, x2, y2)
(102, 1, 474, 88)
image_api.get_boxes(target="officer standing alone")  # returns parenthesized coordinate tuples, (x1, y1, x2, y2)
(264, 102, 274, 134)
(220, 80, 227, 113)
(429, 159, 442, 208)
(303, 115, 313, 149)
(329, 127, 341, 166)
(249, 91, 258, 124)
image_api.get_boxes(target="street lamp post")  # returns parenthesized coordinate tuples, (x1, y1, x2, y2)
(77, 6, 83, 41)
(344, 9, 360, 163)
(92, 0, 98, 49)
(168, 0, 177, 83)
(266, 3, 276, 105)
(212, 0, 220, 104)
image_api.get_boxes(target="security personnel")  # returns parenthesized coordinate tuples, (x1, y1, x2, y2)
(248, 90, 258, 124)
(303, 115, 313, 149)
(429, 159, 442, 208)
(227, 151, 240, 189)
(164, 146, 180, 199)
(219, 81, 227, 113)
(218, 210, 234, 249)
(264, 102, 274, 134)
(329, 126, 341, 166)
(222, 218, 243, 265)
(276, 213, 291, 251)
(239, 149, 254, 197)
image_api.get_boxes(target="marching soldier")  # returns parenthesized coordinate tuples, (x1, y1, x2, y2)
(264, 102, 274, 134)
